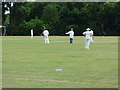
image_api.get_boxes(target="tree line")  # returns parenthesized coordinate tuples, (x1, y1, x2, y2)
(2, 2, 120, 36)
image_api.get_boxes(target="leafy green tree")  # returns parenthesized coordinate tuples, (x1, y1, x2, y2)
(41, 3, 60, 34)
(98, 2, 119, 35)
(18, 17, 44, 36)
(2, 2, 120, 36)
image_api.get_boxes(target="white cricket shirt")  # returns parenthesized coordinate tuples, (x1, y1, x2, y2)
(43, 30, 49, 36)
(66, 31, 74, 38)
(83, 31, 93, 39)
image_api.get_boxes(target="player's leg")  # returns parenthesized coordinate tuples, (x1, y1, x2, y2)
(85, 38, 90, 49)
(31, 33, 33, 38)
(47, 36, 49, 44)
(90, 37, 94, 43)
(87, 39, 91, 49)
(44, 36, 47, 43)
(70, 38, 73, 44)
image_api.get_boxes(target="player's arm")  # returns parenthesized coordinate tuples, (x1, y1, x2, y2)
(83, 32, 86, 35)
(66, 31, 69, 34)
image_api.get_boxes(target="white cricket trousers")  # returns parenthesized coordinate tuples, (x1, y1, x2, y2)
(31, 33, 33, 38)
(85, 37, 91, 49)
(90, 36, 94, 43)
(44, 35, 49, 44)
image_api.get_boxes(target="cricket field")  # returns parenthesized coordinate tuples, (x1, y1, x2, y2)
(2, 36, 118, 88)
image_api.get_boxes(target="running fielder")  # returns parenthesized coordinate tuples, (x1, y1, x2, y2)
(83, 28, 93, 49)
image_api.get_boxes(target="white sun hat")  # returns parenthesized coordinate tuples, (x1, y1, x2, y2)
(86, 28, 90, 31)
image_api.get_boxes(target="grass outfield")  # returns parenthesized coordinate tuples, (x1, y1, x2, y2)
(2, 36, 118, 88)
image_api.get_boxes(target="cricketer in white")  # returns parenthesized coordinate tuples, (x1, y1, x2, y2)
(43, 29, 50, 44)
(83, 28, 93, 49)
(31, 29, 33, 39)
(66, 28, 74, 44)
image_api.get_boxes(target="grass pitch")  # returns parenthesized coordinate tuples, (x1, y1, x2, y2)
(2, 36, 118, 88)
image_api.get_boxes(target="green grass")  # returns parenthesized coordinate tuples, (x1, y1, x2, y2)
(2, 36, 118, 88)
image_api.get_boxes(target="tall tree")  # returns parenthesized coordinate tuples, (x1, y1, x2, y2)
(42, 3, 60, 34)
